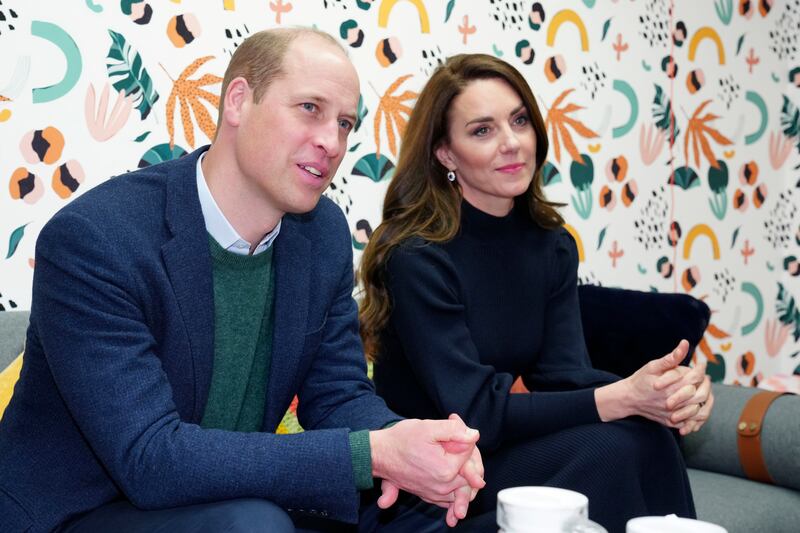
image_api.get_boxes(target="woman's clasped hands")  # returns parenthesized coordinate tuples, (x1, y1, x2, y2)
(596, 340, 714, 435)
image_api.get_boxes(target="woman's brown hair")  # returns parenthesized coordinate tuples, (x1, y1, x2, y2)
(358, 53, 563, 360)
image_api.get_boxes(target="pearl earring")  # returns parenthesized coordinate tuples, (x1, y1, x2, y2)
(447, 170, 456, 182)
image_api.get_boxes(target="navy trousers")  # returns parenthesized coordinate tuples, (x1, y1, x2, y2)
(60, 489, 447, 533)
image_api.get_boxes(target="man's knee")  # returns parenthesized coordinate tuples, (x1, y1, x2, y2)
(206, 498, 294, 533)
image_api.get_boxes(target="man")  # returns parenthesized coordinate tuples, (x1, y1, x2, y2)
(0, 28, 483, 532)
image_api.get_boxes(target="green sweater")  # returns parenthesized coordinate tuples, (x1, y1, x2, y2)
(201, 237, 372, 488)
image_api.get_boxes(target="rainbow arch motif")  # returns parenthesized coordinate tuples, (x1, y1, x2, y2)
(688, 27, 726, 65)
(378, 0, 431, 34)
(546, 10, 589, 52)
(683, 224, 720, 260)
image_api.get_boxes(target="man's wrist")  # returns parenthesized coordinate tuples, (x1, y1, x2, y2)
(349, 430, 373, 490)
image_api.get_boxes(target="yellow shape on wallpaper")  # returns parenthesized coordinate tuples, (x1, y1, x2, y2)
(0, 353, 23, 421)
(683, 224, 721, 261)
(378, 0, 430, 34)
(688, 27, 725, 65)
(223, 0, 235, 10)
(547, 10, 589, 52)
(563, 224, 585, 263)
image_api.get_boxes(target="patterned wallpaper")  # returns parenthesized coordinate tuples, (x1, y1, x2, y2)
(1, 0, 799, 388)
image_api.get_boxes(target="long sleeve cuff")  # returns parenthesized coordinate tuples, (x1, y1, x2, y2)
(348, 430, 373, 491)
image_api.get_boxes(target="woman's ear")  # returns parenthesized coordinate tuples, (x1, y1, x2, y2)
(435, 143, 455, 171)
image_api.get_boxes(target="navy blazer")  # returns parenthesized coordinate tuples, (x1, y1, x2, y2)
(0, 147, 397, 532)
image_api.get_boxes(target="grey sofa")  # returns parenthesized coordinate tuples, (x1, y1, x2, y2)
(1, 310, 798, 532)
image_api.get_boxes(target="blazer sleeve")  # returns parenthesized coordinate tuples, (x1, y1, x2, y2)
(384, 237, 614, 452)
(31, 209, 363, 523)
(295, 209, 401, 432)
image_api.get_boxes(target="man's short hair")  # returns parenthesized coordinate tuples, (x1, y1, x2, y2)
(215, 27, 345, 132)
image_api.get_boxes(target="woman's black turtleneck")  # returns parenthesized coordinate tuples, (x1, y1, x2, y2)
(373, 199, 618, 452)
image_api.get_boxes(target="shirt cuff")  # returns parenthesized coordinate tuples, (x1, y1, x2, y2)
(348, 430, 373, 491)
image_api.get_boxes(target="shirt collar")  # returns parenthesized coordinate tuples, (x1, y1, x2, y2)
(196, 152, 281, 256)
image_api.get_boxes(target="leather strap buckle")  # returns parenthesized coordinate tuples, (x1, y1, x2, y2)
(736, 390, 786, 484)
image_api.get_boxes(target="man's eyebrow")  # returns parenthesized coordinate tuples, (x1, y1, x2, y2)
(464, 104, 526, 128)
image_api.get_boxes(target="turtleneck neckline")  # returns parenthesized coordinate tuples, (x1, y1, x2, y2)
(460, 198, 526, 242)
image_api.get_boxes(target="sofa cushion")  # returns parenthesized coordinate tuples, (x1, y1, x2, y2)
(688, 469, 800, 533)
(578, 285, 710, 378)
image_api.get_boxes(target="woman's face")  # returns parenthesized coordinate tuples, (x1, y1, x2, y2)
(435, 77, 537, 216)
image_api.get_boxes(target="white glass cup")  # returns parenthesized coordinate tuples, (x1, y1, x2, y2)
(627, 515, 728, 533)
(497, 486, 606, 533)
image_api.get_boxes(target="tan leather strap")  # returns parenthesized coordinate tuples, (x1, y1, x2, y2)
(736, 390, 786, 484)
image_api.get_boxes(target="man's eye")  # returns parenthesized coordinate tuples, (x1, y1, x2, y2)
(301, 103, 317, 112)
(339, 119, 353, 131)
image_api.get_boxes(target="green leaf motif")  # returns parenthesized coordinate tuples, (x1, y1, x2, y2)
(6, 223, 29, 260)
(134, 131, 151, 143)
(776, 282, 800, 341)
(601, 19, 611, 41)
(735, 34, 745, 55)
(707, 160, 729, 193)
(597, 226, 607, 250)
(569, 153, 594, 189)
(445, 0, 456, 23)
(138, 143, 187, 168)
(355, 94, 368, 132)
(348, 142, 361, 153)
(670, 166, 699, 190)
(730, 227, 740, 249)
(106, 30, 159, 120)
(714, 0, 733, 25)
(652, 84, 680, 145)
(352, 153, 395, 182)
(780, 95, 800, 153)
(707, 355, 726, 382)
(541, 161, 561, 186)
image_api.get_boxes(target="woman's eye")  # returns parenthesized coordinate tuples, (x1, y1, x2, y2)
(473, 126, 489, 137)
(514, 115, 529, 126)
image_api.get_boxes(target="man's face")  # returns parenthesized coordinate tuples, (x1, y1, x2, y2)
(234, 36, 359, 216)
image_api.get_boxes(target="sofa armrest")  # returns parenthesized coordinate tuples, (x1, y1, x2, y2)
(681, 383, 800, 491)
(0, 311, 30, 370)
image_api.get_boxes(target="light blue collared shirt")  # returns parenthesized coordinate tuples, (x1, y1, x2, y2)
(196, 152, 281, 256)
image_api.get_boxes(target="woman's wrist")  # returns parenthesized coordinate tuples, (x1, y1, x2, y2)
(594, 380, 634, 422)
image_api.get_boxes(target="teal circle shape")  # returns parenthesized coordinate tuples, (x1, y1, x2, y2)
(744, 91, 767, 145)
(612, 79, 638, 138)
(740, 281, 763, 335)
(31, 20, 83, 104)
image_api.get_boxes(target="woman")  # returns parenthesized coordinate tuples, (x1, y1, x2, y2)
(358, 54, 712, 532)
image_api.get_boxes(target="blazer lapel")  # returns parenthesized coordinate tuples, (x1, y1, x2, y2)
(264, 215, 311, 429)
(161, 147, 215, 421)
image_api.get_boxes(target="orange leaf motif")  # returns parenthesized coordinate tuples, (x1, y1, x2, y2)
(544, 89, 598, 163)
(0, 94, 10, 102)
(683, 100, 732, 169)
(374, 74, 417, 157)
(166, 56, 223, 149)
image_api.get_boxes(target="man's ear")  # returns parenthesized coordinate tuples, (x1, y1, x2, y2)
(435, 143, 455, 171)
(222, 77, 251, 128)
